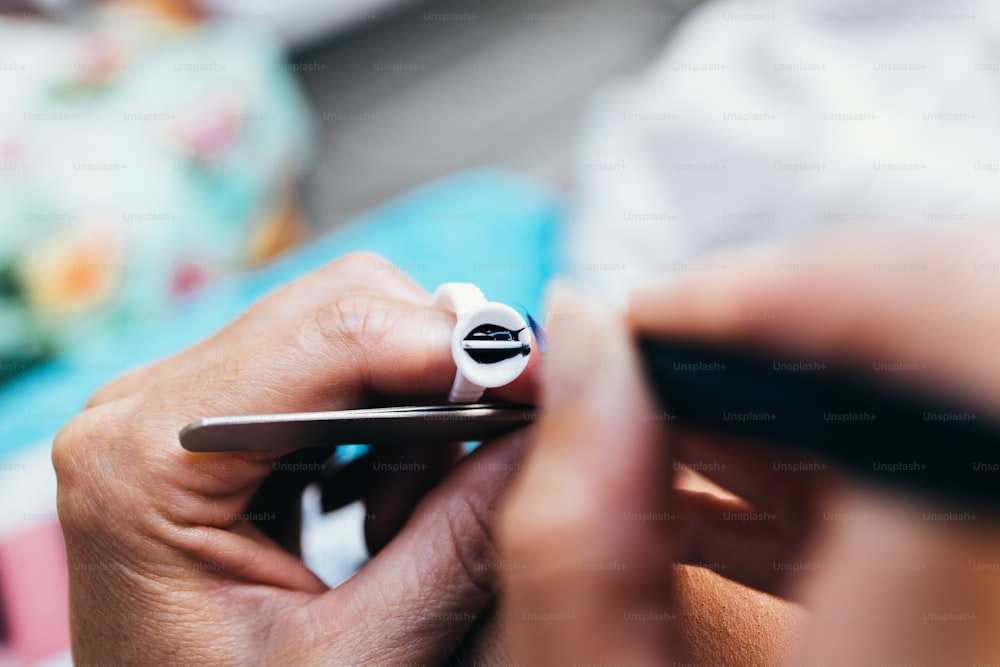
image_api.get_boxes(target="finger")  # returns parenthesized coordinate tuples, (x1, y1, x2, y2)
(244, 447, 338, 555)
(87, 251, 430, 408)
(319, 334, 542, 552)
(53, 292, 448, 588)
(299, 432, 530, 666)
(672, 487, 814, 597)
(668, 432, 829, 596)
(668, 432, 835, 597)
(362, 441, 462, 555)
(627, 228, 1000, 411)
(486, 335, 543, 403)
(320, 453, 379, 513)
(796, 483, 1000, 666)
(55, 290, 538, 589)
(498, 284, 677, 666)
(672, 430, 829, 527)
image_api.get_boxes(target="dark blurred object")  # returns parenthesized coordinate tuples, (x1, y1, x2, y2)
(0, 0, 40, 15)
(641, 338, 1000, 512)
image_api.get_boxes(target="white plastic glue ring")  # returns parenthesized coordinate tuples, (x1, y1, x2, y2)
(432, 282, 532, 403)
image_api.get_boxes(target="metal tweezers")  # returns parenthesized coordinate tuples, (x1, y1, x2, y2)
(180, 403, 538, 452)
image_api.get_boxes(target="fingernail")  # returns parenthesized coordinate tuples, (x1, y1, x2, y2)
(542, 281, 623, 410)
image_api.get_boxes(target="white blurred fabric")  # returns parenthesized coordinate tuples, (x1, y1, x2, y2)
(570, 0, 1000, 299)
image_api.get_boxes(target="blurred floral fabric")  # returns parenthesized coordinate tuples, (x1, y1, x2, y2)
(0, 7, 313, 381)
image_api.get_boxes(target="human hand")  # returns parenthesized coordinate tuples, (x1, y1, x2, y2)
(54, 252, 535, 666)
(499, 229, 1000, 666)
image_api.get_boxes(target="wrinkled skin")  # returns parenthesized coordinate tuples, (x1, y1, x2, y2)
(54, 252, 540, 666)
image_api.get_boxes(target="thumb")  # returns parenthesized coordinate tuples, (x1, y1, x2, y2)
(498, 284, 678, 666)
(305, 431, 530, 665)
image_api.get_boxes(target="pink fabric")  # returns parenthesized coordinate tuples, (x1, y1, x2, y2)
(0, 521, 69, 662)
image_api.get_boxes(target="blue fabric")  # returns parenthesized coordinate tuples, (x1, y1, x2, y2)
(0, 170, 564, 457)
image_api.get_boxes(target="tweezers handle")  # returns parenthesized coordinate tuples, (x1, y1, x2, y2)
(180, 404, 537, 452)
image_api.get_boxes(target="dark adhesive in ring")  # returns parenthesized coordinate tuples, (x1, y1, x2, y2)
(462, 324, 530, 364)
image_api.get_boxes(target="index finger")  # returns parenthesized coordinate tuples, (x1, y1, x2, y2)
(53, 289, 538, 578)
(86, 251, 431, 408)
(627, 227, 1000, 413)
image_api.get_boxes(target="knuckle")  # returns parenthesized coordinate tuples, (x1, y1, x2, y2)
(83, 386, 112, 410)
(312, 289, 395, 353)
(332, 250, 395, 277)
(84, 369, 139, 409)
(51, 413, 87, 487)
(52, 402, 133, 501)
